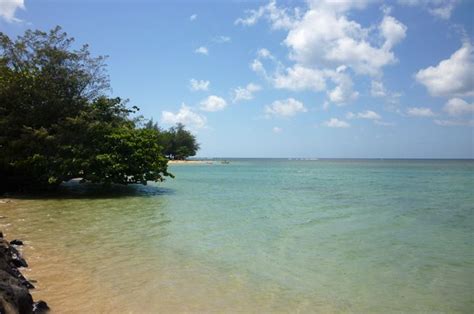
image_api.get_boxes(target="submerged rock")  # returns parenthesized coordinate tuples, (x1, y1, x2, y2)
(0, 233, 49, 313)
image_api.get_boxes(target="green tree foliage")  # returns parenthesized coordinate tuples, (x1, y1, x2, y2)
(0, 27, 173, 191)
(145, 122, 200, 160)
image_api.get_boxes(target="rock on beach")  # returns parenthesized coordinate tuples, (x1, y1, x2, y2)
(0, 232, 49, 314)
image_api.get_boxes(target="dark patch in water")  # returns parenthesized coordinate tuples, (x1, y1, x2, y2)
(5, 179, 175, 200)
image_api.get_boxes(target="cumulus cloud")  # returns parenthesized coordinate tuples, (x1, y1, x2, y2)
(264, 98, 307, 117)
(380, 15, 408, 50)
(346, 110, 381, 120)
(189, 79, 210, 91)
(406, 107, 436, 117)
(255, 57, 356, 105)
(272, 126, 282, 133)
(0, 0, 24, 22)
(273, 64, 326, 91)
(415, 42, 474, 97)
(200, 95, 227, 112)
(283, 3, 406, 76)
(443, 98, 474, 116)
(325, 68, 359, 105)
(323, 118, 350, 128)
(241, 0, 406, 110)
(190, 14, 197, 21)
(161, 105, 207, 129)
(232, 83, 261, 103)
(195, 46, 209, 55)
(398, 0, 459, 19)
(238, 0, 406, 75)
(235, 0, 300, 30)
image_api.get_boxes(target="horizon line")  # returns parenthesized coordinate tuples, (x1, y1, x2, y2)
(190, 157, 474, 160)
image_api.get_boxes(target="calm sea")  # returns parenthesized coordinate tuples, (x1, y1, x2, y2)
(1, 159, 473, 313)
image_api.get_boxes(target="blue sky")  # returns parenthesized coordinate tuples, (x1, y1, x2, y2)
(1, 0, 473, 158)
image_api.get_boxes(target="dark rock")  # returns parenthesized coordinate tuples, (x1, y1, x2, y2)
(33, 300, 49, 313)
(18, 277, 35, 290)
(11, 256, 28, 269)
(0, 232, 3, 238)
(9, 240, 23, 246)
(0, 281, 34, 314)
(8, 246, 28, 269)
(0, 232, 46, 313)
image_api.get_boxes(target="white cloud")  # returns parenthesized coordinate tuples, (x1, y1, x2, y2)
(371, 80, 387, 97)
(250, 59, 266, 75)
(346, 110, 381, 120)
(326, 68, 359, 105)
(232, 83, 261, 103)
(161, 104, 207, 129)
(397, 0, 459, 19)
(272, 126, 282, 133)
(200, 95, 227, 112)
(0, 0, 24, 22)
(195, 46, 209, 55)
(428, 2, 456, 19)
(240, 0, 406, 112)
(213, 35, 231, 43)
(273, 64, 326, 91)
(406, 107, 436, 117)
(434, 119, 474, 127)
(370, 80, 402, 109)
(323, 118, 350, 128)
(265, 98, 307, 117)
(415, 42, 474, 97)
(240, 1, 407, 110)
(257, 48, 273, 59)
(235, 0, 300, 30)
(443, 98, 474, 116)
(380, 15, 407, 50)
(190, 14, 197, 21)
(251, 48, 284, 82)
(269, 64, 357, 105)
(283, 5, 406, 76)
(189, 79, 210, 91)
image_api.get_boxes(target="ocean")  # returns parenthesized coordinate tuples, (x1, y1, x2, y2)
(1, 159, 473, 313)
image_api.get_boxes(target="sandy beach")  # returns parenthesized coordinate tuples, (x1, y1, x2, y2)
(168, 160, 215, 165)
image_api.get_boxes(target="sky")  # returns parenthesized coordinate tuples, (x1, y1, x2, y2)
(1, 0, 473, 158)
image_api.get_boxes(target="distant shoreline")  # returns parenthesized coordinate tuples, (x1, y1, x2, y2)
(181, 158, 474, 161)
(168, 160, 215, 164)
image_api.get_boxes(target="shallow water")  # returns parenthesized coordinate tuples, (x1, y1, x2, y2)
(1, 159, 473, 313)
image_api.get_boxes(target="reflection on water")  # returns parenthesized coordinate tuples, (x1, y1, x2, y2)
(1, 160, 474, 313)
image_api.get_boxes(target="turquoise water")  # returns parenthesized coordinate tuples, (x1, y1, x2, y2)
(2, 159, 474, 313)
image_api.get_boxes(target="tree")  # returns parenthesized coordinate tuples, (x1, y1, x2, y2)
(0, 27, 172, 191)
(145, 123, 199, 160)
(172, 123, 200, 160)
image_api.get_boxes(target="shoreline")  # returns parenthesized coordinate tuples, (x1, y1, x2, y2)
(168, 160, 216, 165)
